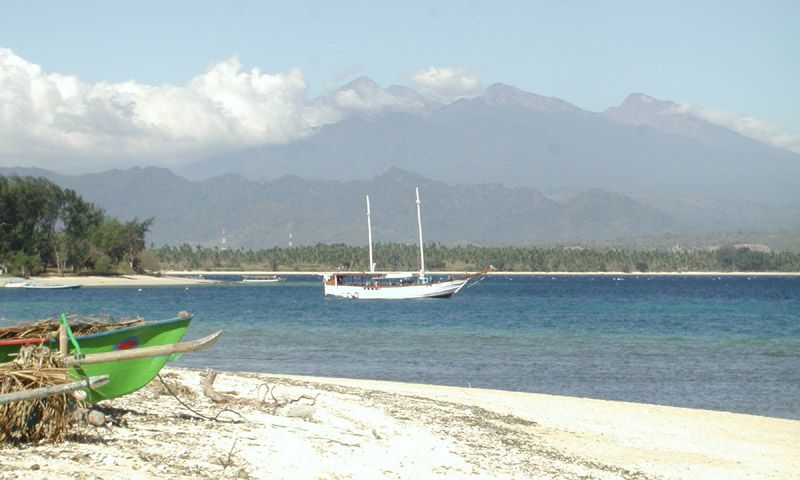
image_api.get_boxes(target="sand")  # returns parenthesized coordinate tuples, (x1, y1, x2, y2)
(1, 367, 797, 479)
(3, 274, 217, 288)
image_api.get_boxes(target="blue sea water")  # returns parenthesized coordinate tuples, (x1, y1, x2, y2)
(1, 275, 798, 419)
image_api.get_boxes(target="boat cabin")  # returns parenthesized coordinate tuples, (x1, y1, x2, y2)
(323, 272, 431, 288)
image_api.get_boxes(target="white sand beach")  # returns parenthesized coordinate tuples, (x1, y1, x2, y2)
(1, 367, 797, 479)
(2, 274, 217, 288)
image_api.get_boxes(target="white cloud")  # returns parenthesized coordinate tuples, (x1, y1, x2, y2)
(673, 102, 800, 154)
(410, 66, 482, 102)
(335, 87, 401, 112)
(0, 48, 340, 170)
(333, 78, 429, 115)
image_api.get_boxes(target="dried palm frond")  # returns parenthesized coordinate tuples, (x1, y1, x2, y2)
(0, 345, 85, 445)
(0, 315, 146, 341)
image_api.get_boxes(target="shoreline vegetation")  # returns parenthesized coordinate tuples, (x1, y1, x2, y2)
(0, 367, 797, 479)
(5, 176, 800, 278)
(151, 243, 800, 275)
(3, 175, 800, 278)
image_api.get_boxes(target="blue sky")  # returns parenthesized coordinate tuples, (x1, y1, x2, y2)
(1, 0, 798, 170)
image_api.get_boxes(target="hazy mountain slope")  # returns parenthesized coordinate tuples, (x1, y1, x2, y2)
(604, 93, 763, 150)
(179, 83, 800, 205)
(0, 166, 675, 248)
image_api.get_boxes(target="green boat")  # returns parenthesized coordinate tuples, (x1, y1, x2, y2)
(0, 316, 193, 403)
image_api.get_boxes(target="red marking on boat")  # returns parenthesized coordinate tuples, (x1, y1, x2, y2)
(115, 337, 139, 350)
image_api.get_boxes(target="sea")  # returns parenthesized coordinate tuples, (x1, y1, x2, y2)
(1, 275, 798, 420)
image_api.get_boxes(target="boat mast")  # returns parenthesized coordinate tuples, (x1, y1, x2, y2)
(415, 187, 425, 275)
(366, 195, 375, 273)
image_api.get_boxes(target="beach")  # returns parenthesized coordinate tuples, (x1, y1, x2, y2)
(4, 271, 799, 290)
(2, 274, 217, 288)
(1, 367, 798, 479)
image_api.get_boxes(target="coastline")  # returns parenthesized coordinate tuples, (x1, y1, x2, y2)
(1, 367, 797, 479)
(2, 274, 218, 288)
(3, 270, 797, 289)
(164, 269, 800, 277)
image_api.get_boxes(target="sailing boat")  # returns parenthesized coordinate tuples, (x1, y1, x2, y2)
(322, 188, 479, 299)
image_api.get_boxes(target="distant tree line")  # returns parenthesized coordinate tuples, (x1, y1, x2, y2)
(151, 242, 800, 273)
(0, 176, 152, 276)
(5, 173, 796, 276)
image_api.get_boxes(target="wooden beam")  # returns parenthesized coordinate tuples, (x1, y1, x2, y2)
(0, 375, 109, 404)
(58, 323, 67, 355)
(65, 331, 222, 366)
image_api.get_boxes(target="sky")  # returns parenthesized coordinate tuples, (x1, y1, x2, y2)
(1, 0, 798, 172)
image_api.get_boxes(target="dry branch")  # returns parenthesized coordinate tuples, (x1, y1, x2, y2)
(201, 369, 235, 404)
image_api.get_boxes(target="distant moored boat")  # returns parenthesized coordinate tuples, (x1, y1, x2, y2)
(241, 274, 283, 283)
(22, 283, 81, 290)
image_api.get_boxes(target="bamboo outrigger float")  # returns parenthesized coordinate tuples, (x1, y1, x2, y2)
(0, 375, 109, 405)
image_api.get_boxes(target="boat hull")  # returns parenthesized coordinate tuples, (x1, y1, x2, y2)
(22, 284, 81, 290)
(0, 316, 191, 402)
(3, 281, 81, 289)
(324, 277, 469, 300)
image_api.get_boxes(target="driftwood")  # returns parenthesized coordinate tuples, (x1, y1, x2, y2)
(201, 369, 235, 404)
(255, 382, 319, 418)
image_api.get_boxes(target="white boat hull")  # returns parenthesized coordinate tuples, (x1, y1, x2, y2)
(324, 277, 469, 300)
(22, 284, 81, 290)
(3, 280, 80, 289)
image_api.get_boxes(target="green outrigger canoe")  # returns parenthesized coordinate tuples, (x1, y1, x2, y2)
(0, 315, 212, 403)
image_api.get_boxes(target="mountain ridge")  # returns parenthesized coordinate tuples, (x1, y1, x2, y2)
(0, 166, 678, 248)
(176, 79, 800, 208)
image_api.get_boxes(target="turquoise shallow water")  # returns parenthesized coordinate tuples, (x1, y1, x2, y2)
(2, 275, 798, 419)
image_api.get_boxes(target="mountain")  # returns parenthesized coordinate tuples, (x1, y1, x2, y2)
(604, 93, 751, 149)
(178, 82, 800, 208)
(5, 80, 799, 243)
(0, 166, 676, 248)
(477, 83, 586, 114)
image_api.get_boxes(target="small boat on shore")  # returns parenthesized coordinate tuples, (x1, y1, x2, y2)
(2, 280, 81, 289)
(22, 283, 81, 290)
(0, 314, 218, 402)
